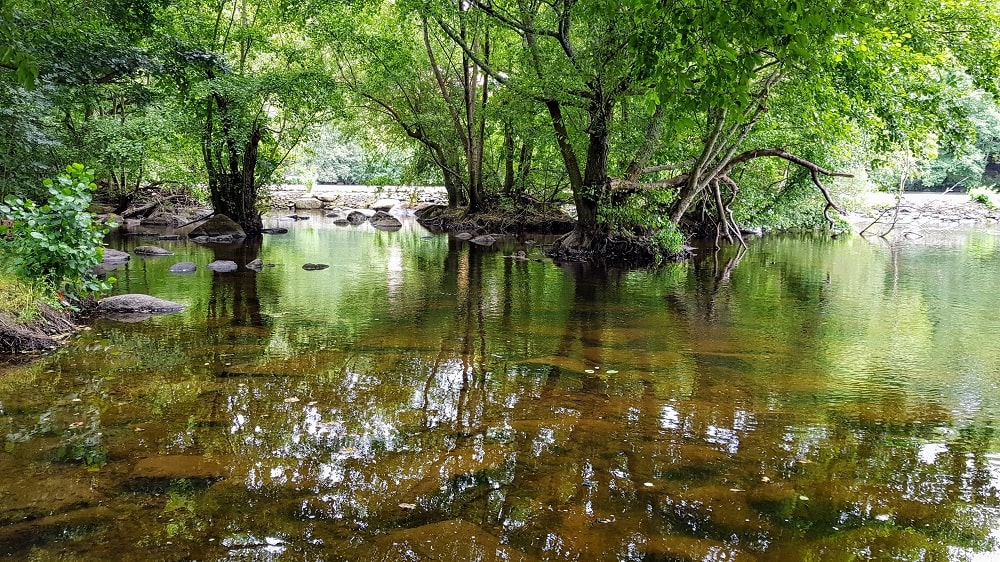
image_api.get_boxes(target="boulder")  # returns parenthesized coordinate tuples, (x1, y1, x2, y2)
(207, 260, 238, 272)
(346, 211, 369, 225)
(302, 263, 330, 271)
(370, 211, 403, 230)
(293, 198, 323, 210)
(168, 262, 197, 274)
(140, 212, 184, 227)
(246, 258, 264, 271)
(124, 455, 226, 492)
(370, 198, 401, 212)
(332, 218, 350, 226)
(469, 234, 497, 246)
(133, 245, 173, 256)
(261, 227, 288, 234)
(188, 214, 246, 239)
(97, 294, 185, 314)
(102, 248, 131, 265)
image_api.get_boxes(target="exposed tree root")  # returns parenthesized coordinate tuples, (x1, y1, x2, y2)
(0, 304, 78, 355)
(546, 228, 690, 265)
(416, 205, 575, 234)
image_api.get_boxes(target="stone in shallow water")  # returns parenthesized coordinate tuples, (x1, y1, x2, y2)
(370, 211, 403, 230)
(469, 234, 497, 246)
(97, 294, 185, 314)
(369, 520, 532, 562)
(188, 214, 246, 239)
(261, 227, 288, 234)
(246, 258, 263, 271)
(302, 263, 330, 271)
(124, 455, 226, 492)
(133, 245, 173, 256)
(102, 248, 131, 264)
(168, 261, 197, 274)
(207, 260, 238, 272)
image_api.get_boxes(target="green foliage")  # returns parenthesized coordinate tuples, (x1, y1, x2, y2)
(0, 271, 54, 320)
(0, 163, 113, 298)
(969, 187, 999, 210)
(651, 222, 684, 255)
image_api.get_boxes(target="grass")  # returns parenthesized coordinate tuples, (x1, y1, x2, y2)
(0, 271, 55, 322)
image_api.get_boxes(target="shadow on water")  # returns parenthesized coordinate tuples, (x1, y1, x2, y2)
(1, 219, 999, 560)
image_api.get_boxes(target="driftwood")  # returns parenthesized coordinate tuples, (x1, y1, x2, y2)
(120, 194, 189, 219)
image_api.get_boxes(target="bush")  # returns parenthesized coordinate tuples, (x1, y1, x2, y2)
(0, 163, 113, 299)
(652, 222, 685, 255)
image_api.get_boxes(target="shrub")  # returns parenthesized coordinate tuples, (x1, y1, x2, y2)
(0, 163, 113, 299)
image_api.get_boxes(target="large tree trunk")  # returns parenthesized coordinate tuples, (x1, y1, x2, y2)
(203, 94, 264, 234)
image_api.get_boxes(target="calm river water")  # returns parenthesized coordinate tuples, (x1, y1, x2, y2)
(2, 214, 1000, 561)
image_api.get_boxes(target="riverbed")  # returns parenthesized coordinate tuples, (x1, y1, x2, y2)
(2, 213, 999, 560)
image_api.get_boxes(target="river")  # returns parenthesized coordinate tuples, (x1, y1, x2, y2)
(1, 213, 999, 560)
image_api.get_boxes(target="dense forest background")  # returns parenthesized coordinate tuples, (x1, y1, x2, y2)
(2, 0, 999, 254)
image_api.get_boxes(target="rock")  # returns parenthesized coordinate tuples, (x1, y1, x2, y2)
(97, 294, 185, 314)
(261, 227, 288, 234)
(346, 210, 369, 224)
(469, 234, 497, 246)
(324, 211, 341, 218)
(168, 262, 197, 274)
(140, 212, 184, 227)
(102, 248, 131, 264)
(293, 197, 323, 210)
(302, 263, 330, 271)
(332, 218, 350, 226)
(454, 232, 473, 240)
(207, 260, 238, 272)
(208, 234, 235, 244)
(370, 520, 533, 562)
(370, 198, 401, 212)
(188, 214, 246, 239)
(133, 245, 173, 256)
(0, 507, 113, 555)
(246, 258, 264, 271)
(157, 234, 182, 241)
(370, 211, 403, 230)
(287, 214, 310, 220)
(124, 455, 226, 492)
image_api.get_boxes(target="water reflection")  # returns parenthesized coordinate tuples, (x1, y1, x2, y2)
(1, 218, 999, 560)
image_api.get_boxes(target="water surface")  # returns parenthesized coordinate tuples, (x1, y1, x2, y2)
(2, 215, 999, 560)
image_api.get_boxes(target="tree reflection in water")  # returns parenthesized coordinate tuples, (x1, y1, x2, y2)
(0, 227, 997, 559)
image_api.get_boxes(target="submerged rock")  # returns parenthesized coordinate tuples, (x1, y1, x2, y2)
(346, 211, 369, 225)
(168, 261, 197, 274)
(133, 245, 173, 256)
(370, 211, 403, 230)
(261, 227, 289, 234)
(102, 248, 131, 265)
(246, 258, 264, 271)
(207, 260, 238, 272)
(188, 214, 246, 239)
(124, 455, 226, 492)
(370, 520, 532, 562)
(97, 294, 185, 314)
(302, 263, 330, 271)
(469, 234, 497, 246)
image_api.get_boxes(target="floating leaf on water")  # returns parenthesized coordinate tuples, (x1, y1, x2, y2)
(307, 401, 317, 406)
(606, 370, 619, 374)
(796, 459, 814, 464)
(729, 488, 745, 492)
(643, 482, 654, 488)
(798, 495, 809, 501)
(283, 397, 300, 403)
(584, 369, 595, 374)
(760, 476, 771, 483)
(398, 503, 417, 510)
(72, 398, 82, 402)
(133, 427, 145, 432)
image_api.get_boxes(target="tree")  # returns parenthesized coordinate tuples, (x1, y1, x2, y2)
(158, 0, 341, 233)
